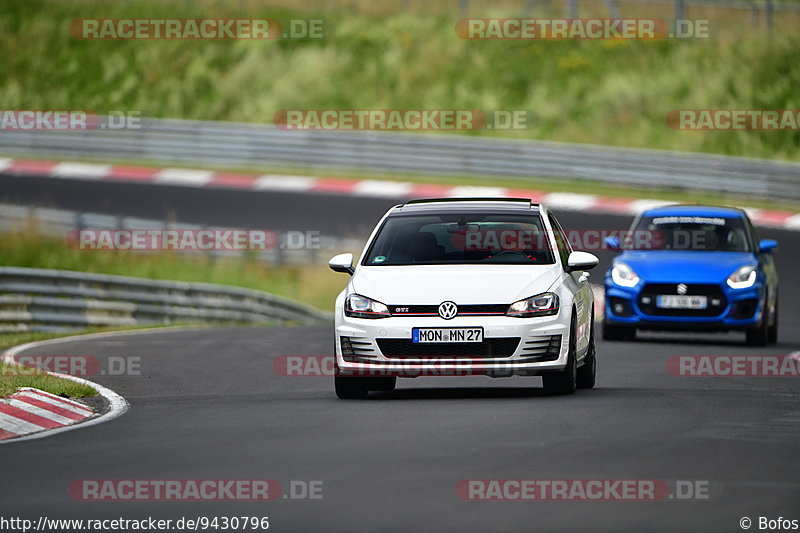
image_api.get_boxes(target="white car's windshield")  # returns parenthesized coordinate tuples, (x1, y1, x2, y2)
(363, 213, 556, 265)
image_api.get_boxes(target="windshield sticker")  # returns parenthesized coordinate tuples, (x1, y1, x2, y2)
(373, 255, 387, 263)
(651, 216, 726, 226)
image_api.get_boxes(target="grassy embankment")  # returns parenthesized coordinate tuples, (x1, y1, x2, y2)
(1, 0, 798, 165)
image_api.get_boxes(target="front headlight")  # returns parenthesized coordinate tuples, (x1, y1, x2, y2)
(506, 292, 559, 318)
(611, 262, 640, 287)
(727, 265, 757, 289)
(344, 294, 391, 319)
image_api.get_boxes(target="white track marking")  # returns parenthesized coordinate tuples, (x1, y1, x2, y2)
(52, 162, 111, 179)
(353, 180, 414, 198)
(543, 193, 598, 211)
(0, 412, 44, 434)
(5, 399, 76, 425)
(14, 391, 93, 415)
(448, 186, 508, 197)
(253, 175, 316, 191)
(154, 168, 214, 186)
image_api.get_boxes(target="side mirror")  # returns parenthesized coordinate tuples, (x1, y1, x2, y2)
(758, 239, 778, 254)
(566, 251, 599, 272)
(329, 253, 355, 275)
(604, 236, 620, 250)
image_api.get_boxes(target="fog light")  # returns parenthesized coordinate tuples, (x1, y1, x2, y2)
(609, 297, 632, 317)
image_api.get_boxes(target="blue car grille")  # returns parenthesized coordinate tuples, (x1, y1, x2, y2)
(637, 283, 727, 317)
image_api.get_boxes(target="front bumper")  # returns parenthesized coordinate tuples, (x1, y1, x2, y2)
(334, 313, 571, 377)
(604, 280, 763, 331)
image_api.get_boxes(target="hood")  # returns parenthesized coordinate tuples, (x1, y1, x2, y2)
(351, 264, 560, 305)
(614, 251, 756, 284)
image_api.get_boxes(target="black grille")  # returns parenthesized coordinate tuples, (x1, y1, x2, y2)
(731, 299, 758, 319)
(389, 304, 508, 317)
(519, 335, 561, 362)
(376, 337, 520, 358)
(638, 283, 727, 317)
(340, 336, 377, 362)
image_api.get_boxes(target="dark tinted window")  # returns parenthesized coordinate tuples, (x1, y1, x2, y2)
(632, 215, 751, 252)
(363, 213, 555, 265)
(547, 212, 572, 268)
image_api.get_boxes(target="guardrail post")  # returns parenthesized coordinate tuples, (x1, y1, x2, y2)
(674, 0, 685, 23)
(605, 0, 620, 18)
(765, 0, 774, 31)
(276, 234, 285, 266)
(568, 0, 578, 18)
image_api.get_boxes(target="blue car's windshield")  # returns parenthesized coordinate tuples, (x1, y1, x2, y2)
(632, 215, 751, 252)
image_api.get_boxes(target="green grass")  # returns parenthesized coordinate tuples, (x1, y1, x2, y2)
(0, 360, 97, 398)
(0, 229, 346, 311)
(2, 0, 799, 161)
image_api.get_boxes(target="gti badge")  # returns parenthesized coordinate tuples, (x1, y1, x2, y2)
(438, 301, 458, 320)
(677, 283, 688, 295)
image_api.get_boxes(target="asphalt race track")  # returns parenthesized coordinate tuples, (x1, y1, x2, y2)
(3, 175, 800, 532)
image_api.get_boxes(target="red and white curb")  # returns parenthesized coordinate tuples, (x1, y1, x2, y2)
(2, 157, 798, 231)
(1, 333, 129, 444)
(0, 388, 94, 440)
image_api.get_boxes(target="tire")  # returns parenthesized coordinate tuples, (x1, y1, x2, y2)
(768, 298, 778, 344)
(577, 319, 596, 389)
(335, 376, 369, 399)
(602, 321, 635, 341)
(745, 297, 770, 347)
(543, 315, 577, 395)
(369, 377, 397, 391)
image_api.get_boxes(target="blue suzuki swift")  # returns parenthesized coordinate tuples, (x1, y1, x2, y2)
(602, 205, 779, 345)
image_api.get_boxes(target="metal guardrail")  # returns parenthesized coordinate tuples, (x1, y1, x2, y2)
(0, 267, 332, 333)
(1, 117, 798, 201)
(0, 203, 361, 266)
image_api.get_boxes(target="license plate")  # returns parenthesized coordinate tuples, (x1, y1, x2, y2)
(657, 295, 708, 309)
(412, 327, 483, 343)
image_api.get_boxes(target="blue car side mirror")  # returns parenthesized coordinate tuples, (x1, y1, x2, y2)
(758, 239, 778, 253)
(605, 236, 620, 250)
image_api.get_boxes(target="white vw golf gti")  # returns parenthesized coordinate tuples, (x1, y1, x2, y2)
(329, 198, 599, 398)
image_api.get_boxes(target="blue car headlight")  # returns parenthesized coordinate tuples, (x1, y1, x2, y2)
(727, 265, 757, 289)
(611, 262, 640, 288)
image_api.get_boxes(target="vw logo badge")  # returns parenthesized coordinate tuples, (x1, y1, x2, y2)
(438, 301, 458, 320)
(677, 283, 688, 295)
